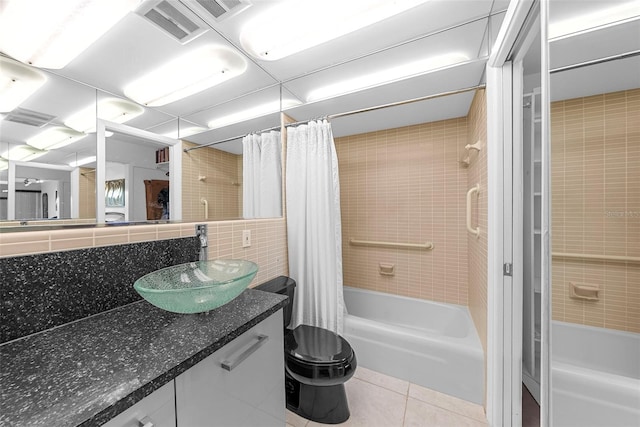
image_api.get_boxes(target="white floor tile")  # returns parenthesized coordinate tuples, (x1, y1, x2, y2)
(286, 409, 309, 427)
(284, 368, 487, 427)
(408, 383, 486, 422)
(354, 366, 410, 396)
(307, 378, 407, 427)
(403, 397, 489, 427)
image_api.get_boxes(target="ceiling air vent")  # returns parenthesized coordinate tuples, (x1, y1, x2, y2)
(182, 0, 252, 23)
(3, 108, 56, 127)
(137, 0, 208, 44)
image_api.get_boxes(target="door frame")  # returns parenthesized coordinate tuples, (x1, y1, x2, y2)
(486, 0, 550, 425)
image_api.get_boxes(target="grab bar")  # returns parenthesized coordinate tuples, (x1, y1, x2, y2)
(200, 198, 208, 220)
(466, 184, 480, 238)
(349, 238, 434, 250)
(552, 252, 640, 264)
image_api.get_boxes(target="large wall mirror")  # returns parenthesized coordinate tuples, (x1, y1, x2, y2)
(547, 1, 639, 426)
(1, 1, 510, 230)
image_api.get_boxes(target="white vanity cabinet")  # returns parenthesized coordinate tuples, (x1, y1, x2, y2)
(102, 382, 175, 427)
(175, 311, 285, 427)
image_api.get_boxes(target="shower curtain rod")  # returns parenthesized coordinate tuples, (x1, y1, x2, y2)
(284, 84, 486, 128)
(550, 50, 640, 74)
(184, 84, 485, 152)
(183, 124, 282, 152)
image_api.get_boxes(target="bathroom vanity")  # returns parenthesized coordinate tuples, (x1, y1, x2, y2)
(0, 289, 287, 426)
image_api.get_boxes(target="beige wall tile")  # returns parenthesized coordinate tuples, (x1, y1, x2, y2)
(0, 240, 50, 257)
(336, 90, 488, 361)
(551, 88, 640, 333)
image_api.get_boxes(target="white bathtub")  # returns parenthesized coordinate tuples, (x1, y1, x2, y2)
(552, 321, 640, 427)
(342, 286, 484, 404)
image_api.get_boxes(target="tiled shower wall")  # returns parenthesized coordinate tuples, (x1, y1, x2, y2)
(336, 117, 470, 305)
(79, 167, 96, 219)
(551, 88, 640, 333)
(466, 90, 489, 352)
(182, 140, 243, 221)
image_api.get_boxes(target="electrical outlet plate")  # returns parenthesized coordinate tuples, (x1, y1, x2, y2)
(242, 230, 251, 248)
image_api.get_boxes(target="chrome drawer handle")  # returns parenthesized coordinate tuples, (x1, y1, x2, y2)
(138, 416, 154, 427)
(221, 334, 269, 371)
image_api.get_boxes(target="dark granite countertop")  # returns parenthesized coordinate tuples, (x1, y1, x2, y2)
(0, 289, 287, 427)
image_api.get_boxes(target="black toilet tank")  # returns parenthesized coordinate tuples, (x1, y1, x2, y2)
(255, 276, 296, 328)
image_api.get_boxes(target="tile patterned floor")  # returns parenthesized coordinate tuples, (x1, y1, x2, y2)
(286, 367, 488, 427)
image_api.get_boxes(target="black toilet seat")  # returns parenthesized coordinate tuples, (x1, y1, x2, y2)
(285, 325, 356, 386)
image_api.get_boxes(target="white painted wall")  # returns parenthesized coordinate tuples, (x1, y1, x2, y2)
(106, 138, 169, 221)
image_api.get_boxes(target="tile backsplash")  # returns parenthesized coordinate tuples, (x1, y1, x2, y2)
(0, 218, 289, 343)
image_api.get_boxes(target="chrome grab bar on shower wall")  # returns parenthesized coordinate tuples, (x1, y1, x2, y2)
(349, 238, 434, 250)
(466, 184, 480, 238)
(552, 252, 640, 264)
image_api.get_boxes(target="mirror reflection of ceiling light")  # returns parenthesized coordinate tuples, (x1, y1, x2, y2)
(207, 99, 301, 129)
(240, 0, 429, 61)
(307, 53, 470, 102)
(0, 56, 47, 113)
(65, 98, 144, 133)
(27, 126, 88, 150)
(0, 0, 140, 69)
(549, 1, 640, 40)
(124, 45, 248, 107)
(68, 155, 96, 167)
(1, 145, 47, 162)
(23, 178, 43, 187)
(0, 157, 8, 171)
(163, 127, 209, 139)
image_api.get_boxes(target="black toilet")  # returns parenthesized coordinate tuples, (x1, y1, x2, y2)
(256, 276, 357, 424)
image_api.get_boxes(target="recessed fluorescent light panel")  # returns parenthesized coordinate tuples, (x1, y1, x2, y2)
(0, 56, 47, 113)
(65, 98, 144, 133)
(0, 157, 8, 170)
(549, 1, 640, 39)
(307, 53, 469, 102)
(207, 99, 301, 129)
(2, 145, 47, 162)
(0, 0, 140, 69)
(124, 45, 248, 106)
(27, 126, 88, 150)
(240, 0, 429, 61)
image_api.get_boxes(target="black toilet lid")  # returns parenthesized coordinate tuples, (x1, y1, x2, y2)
(286, 325, 353, 365)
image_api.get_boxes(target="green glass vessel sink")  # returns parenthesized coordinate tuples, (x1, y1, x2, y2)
(134, 259, 258, 314)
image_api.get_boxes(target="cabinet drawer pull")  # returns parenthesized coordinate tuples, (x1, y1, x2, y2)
(221, 334, 269, 371)
(138, 416, 154, 427)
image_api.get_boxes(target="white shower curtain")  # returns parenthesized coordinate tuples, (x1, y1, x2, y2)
(286, 120, 344, 334)
(242, 131, 282, 218)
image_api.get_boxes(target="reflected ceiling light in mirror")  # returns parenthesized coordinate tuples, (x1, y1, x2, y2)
(0, 56, 47, 113)
(0, 0, 140, 69)
(240, 0, 429, 61)
(65, 98, 144, 133)
(163, 127, 208, 139)
(549, 1, 640, 40)
(0, 157, 8, 171)
(207, 99, 301, 129)
(1, 145, 47, 162)
(27, 126, 88, 150)
(68, 155, 96, 167)
(124, 45, 248, 106)
(307, 53, 469, 102)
